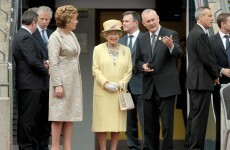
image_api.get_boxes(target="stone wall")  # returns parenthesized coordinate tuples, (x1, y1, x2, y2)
(0, 0, 12, 149)
(0, 97, 11, 150)
(0, 0, 11, 63)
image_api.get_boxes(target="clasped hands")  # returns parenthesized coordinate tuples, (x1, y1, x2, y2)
(142, 63, 154, 72)
(104, 82, 121, 92)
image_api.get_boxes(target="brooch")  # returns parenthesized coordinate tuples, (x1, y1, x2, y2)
(122, 49, 125, 56)
(158, 36, 162, 41)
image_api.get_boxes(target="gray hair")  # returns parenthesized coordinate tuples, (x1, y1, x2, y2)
(194, 6, 210, 21)
(37, 6, 53, 19)
(141, 9, 157, 19)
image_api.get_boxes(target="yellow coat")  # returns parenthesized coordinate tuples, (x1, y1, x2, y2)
(92, 42, 132, 132)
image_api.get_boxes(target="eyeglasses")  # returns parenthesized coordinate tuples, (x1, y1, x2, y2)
(107, 32, 120, 36)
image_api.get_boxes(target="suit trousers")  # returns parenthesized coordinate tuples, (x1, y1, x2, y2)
(37, 90, 51, 150)
(144, 87, 175, 150)
(185, 90, 211, 150)
(212, 85, 221, 150)
(17, 89, 42, 150)
(126, 92, 146, 150)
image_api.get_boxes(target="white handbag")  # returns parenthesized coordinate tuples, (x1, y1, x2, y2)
(118, 83, 135, 111)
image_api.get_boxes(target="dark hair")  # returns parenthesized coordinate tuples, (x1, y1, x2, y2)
(22, 10, 38, 25)
(122, 11, 141, 26)
(217, 13, 230, 28)
(27, 7, 38, 13)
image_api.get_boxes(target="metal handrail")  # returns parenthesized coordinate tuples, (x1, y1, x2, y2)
(0, 8, 9, 21)
(0, 50, 6, 62)
(0, 28, 7, 42)
(0, 62, 13, 150)
(213, 8, 221, 23)
(0, 62, 12, 97)
(1, 0, 19, 148)
(0, 82, 9, 96)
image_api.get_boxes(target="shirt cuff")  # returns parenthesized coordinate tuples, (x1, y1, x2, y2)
(169, 44, 174, 53)
(220, 68, 223, 77)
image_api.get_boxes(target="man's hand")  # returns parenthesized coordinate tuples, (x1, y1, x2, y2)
(43, 60, 49, 69)
(142, 63, 154, 72)
(162, 35, 173, 49)
(221, 68, 230, 78)
(214, 77, 220, 85)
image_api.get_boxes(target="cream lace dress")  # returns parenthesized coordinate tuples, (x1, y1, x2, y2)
(48, 28, 83, 121)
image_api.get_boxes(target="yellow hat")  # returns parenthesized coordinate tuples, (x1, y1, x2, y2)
(100, 19, 123, 38)
(101, 19, 123, 33)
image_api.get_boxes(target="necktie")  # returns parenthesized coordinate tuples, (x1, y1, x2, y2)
(224, 35, 230, 65)
(41, 29, 47, 45)
(128, 35, 133, 50)
(151, 33, 156, 54)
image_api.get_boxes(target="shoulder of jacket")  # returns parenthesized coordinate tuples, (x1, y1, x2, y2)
(119, 44, 131, 55)
(138, 32, 148, 38)
(94, 43, 107, 50)
(120, 35, 125, 40)
(70, 31, 76, 37)
(119, 43, 128, 49)
(161, 27, 177, 34)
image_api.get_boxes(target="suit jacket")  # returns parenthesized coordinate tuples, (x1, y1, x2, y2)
(186, 24, 218, 91)
(135, 27, 182, 99)
(119, 32, 143, 95)
(33, 28, 53, 90)
(13, 27, 48, 90)
(210, 32, 230, 84)
(33, 28, 52, 60)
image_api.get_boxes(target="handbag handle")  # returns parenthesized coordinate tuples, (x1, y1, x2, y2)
(119, 82, 128, 93)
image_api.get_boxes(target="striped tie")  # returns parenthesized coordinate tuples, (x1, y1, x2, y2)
(151, 33, 156, 54)
(128, 35, 133, 50)
(224, 35, 230, 66)
(41, 29, 47, 45)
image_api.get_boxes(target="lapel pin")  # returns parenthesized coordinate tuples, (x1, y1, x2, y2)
(122, 49, 125, 56)
(158, 36, 162, 41)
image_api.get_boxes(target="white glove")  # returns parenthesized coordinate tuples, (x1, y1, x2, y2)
(104, 83, 118, 92)
(110, 82, 120, 89)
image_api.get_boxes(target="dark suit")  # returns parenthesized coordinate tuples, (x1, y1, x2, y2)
(33, 28, 52, 149)
(119, 31, 146, 150)
(13, 27, 48, 150)
(210, 32, 230, 84)
(210, 32, 230, 150)
(185, 24, 219, 150)
(135, 27, 181, 150)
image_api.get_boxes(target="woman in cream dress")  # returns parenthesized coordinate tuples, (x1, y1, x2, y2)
(48, 5, 83, 149)
(92, 19, 132, 150)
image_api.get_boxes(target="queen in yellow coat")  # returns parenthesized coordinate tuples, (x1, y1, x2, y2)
(92, 19, 132, 150)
